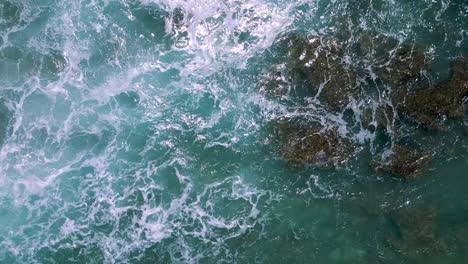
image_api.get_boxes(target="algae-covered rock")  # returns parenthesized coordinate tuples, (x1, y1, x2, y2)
(374, 145, 432, 180)
(264, 34, 360, 112)
(395, 57, 468, 130)
(258, 65, 289, 99)
(375, 44, 430, 86)
(287, 35, 359, 111)
(355, 31, 430, 86)
(356, 32, 399, 61)
(275, 120, 354, 168)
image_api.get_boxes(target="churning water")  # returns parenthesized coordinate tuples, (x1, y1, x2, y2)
(0, 0, 467, 263)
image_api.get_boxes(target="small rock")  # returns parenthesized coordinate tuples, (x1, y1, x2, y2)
(275, 120, 354, 168)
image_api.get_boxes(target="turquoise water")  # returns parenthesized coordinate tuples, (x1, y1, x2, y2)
(0, 0, 467, 263)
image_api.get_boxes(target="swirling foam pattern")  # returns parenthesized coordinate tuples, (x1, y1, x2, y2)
(0, 0, 467, 263)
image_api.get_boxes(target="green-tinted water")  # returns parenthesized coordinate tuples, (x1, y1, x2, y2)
(0, 0, 467, 263)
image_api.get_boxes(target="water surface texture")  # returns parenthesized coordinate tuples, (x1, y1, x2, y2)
(0, 0, 468, 263)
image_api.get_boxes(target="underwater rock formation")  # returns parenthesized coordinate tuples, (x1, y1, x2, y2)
(40, 50, 67, 80)
(262, 34, 360, 112)
(374, 145, 432, 180)
(387, 207, 447, 258)
(275, 119, 354, 168)
(288, 35, 360, 112)
(0, 1, 22, 31)
(258, 65, 289, 100)
(395, 57, 468, 130)
(0, 47, 67, 82)
(356, 31, 430, 86)
(0, 103, 10, 147)
(261, 31, 466, 177)
(375, 44, 430, 86)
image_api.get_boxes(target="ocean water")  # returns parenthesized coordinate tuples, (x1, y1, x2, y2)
(0, 0, 467, 263)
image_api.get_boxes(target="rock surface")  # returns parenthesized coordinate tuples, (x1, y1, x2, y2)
(263, 34, 360, 112)
(395, 57, 468, 130)
(275, 120, 354, 168)
(374, 145, 432, 180)
(375, 44, 430, 86)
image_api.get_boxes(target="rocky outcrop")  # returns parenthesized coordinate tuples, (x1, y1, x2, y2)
(375, 44, 430, 86)
(275, 119, 354, 168)
(262, 34, 360, 112)
(374, 145, 432, 180)
(394, 57, 468, 130)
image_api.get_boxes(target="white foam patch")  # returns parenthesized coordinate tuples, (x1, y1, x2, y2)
(139, 0, 302, 78)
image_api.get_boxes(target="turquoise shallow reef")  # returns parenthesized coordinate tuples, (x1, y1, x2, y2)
(0, 0, 468, 263)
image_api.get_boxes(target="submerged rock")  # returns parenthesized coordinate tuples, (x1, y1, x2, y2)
(288, 35, 359, 111)
(0, 47, 67, 81)
(395, 57, 468, 130)
(356, 31, 399, 60)
(264, 34, 360, 112)
(0, 102, 10, 147)
(361, 104, 395, 132)
(258, 65, 289, 99)
(375, 44, 430, 86)
(113, 91, 140, 109)
(387, 207, 447, 257)
(0, 1, 22, 31)
(356, 31, 430, 86)
(40, 50, 67, 80)
(374, 145, 432, 180)
(275, 120, 354, 168)
(169, 7, 189, 48)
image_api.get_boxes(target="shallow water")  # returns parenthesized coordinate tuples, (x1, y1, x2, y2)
(0, 0, 467, 263)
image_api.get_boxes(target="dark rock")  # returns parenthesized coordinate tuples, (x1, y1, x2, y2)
(286, 35, 359, 112)
(375, 44, 430, 86)
(170, 7, 189, 46)
(275, 119, 354, 168)
(374, 145, 432, 180)
(172, 7, 185, 29)
(394, 57, 468, 130)
(0, 47, 67, 82)
(356, 32, 400, 62)
(355, 31, 430, 86)
(264, 34, 360, 112)
(258, 65, 289, 99)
